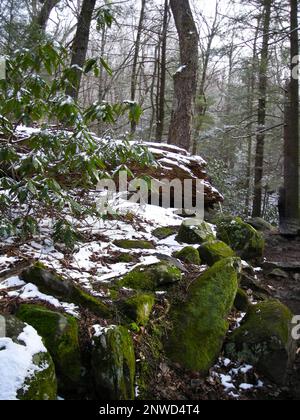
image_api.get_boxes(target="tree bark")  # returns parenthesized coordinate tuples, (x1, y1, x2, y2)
(281, 0, 300, 233)
(252, 0, 272, 218)
(245, 20, 260, 214)
(155, 0, 170, 142)
(36, 0, 61, 31)
(66, 0, 96, 100)
(168, 0, 199, 151)
(130, 0, 146, 135)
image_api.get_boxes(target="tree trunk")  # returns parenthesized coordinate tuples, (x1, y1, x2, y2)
(281, 0, 300, 233)
(66, 0, 96, 101)
(252, 0, 272, 218)
(130, 0, 146, 135)
(168, 0, 199, 151)
(36, 0, 61, 31)
(156, 0, 170, 143)
(245, 20, 260, 214)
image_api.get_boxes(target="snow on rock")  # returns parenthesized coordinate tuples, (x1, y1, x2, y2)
(0, 276, 25, 290)
(0, 324, 48, 400)
(128, 141, 223, 208)
(8, 283, 79, 318)
(92, 324, 116, 341)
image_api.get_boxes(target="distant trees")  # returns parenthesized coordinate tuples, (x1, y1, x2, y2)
(130, 0, 147, 135)
(168, 0, 199, 151)
(282, 0, 300, 233)
(0, 0, 298, 225)
(155, 0, 170, 143)
(252, 0, 272, 218)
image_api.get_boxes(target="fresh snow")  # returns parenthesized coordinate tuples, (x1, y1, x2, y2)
(8, 283, 79, 317)
(0, 324, 48, 400)
(0, 276, 25, 290)
(92, 324, 116, 339)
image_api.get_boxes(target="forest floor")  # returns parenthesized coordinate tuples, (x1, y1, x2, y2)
(1, 206, 299, 400)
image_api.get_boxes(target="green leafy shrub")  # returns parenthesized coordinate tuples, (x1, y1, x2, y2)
(0, 42, 152, 248)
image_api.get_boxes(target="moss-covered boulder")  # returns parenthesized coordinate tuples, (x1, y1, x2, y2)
(152, 227, 178, 240)
(176, 219, 215, 245)
(225, 300, 296, 385)
(215, 216, 265, 260)
(91, 325, 135, 400)
(0, 315, 57, 400)
(247, 217, 274, 232)
(118, 262, 182, 291)
(173, 246, 201, 265)
(21, 264, 111, 318)
(119, 294, 155, 326)
(165, 258, 240, 372)
(234, 288, 250, 312)
(113, 240, 155, 250)
(198, 240, 235, 266)
(17, 304, 81, 393)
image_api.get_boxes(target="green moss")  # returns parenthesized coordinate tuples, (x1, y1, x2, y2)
(70, 287, 112, 318)
(116, 253, 135, 263)
(91, 325, 135, 400)
(216, 216, 265, 260)
(136, 325, 165, 399)
(152, 227, 178, 240)
(17, 304, 82, 392)
(165, 258, 240, 373)
(108, 288, 119, 300)
(198, 240, 235, 266)
(113, 239, 155, 250)
(18, 351, 57, 400)
(176, 219, 215, 245)
(234, 288, 250, 312)
(21, 264, 111, 318)
(118, 262, 182, 291)
(120, 294, 155, 326)
(173, 246, 201, 265)
(226, 300, 294, 385)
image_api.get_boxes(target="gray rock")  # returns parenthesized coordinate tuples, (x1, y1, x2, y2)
(0, 315, 57, 400)
(176, 219, 215, 245)
(263, 261, 300, 273)
(269, 268, 289, 279)
(21, 264, 111, 318)
(225, 300, 297, 385)
(91, 325, 135, 400)
(247, 217, 274, 232)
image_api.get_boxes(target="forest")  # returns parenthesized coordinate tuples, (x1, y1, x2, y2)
(0, 0, 299, 403)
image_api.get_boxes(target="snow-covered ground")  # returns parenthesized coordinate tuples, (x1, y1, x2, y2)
(0, 199, 192, 304)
